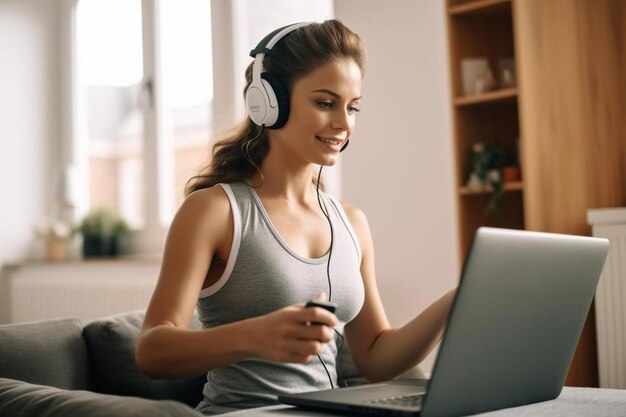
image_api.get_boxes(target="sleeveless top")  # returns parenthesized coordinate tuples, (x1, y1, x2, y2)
(195, 182, 365, 415)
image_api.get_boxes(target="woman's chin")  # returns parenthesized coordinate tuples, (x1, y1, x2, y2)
(319, 156, 339, 167)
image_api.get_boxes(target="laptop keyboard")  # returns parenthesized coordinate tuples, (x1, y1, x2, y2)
(365, 393, 424, 408)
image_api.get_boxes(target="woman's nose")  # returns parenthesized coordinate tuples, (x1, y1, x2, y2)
(331, 109, 352, 130)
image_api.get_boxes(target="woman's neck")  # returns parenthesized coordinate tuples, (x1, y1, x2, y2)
(252, 151, 318, 204)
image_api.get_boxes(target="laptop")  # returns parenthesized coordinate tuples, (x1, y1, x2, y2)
(279, 227, 609, 417)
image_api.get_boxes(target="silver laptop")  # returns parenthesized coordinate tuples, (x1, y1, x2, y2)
(279, 227, 609, 417)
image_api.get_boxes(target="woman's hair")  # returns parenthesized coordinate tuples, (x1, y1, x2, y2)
(185, 19, 366, 196)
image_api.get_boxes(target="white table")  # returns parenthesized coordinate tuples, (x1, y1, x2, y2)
(221, 387, 626, 416)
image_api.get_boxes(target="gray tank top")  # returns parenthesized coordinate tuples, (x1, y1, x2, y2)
(195, 182, 365, 414)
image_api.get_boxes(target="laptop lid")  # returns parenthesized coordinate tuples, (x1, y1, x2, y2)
(421, 227, 609, 417)
(279, 228, 609, 417)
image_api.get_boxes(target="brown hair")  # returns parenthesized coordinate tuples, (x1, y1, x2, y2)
(185, 19, 366, 196)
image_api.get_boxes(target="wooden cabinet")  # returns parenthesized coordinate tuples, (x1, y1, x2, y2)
(445, 0, 626, 387)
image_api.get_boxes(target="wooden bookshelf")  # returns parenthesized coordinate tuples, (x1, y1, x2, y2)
(445, 0, 626, 388)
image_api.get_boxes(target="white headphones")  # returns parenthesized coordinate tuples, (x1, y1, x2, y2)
(245, 22, 311, 129)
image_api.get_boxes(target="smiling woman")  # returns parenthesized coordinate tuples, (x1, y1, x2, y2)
(136, 19, 456, 416)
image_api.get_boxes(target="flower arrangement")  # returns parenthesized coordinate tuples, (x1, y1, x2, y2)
(34, 218, 74, 242)
(34, 216, 76, 262)
(465, 142, 507, 218)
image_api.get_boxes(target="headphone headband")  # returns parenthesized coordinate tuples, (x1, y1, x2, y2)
(245, 22, 312, 129)
(249, 22, 311, 59)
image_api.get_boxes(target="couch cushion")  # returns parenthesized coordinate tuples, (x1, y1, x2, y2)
(0, 378, 202, 417)
(82, 310, 205, 407)
(0, 319, 91, 390)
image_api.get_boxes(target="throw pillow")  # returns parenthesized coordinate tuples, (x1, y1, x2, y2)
(82, 310, 205, 407)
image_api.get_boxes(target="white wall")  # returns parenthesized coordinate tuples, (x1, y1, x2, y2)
(0, 0, 61, 265)
(335, 0, 459, 373)
(0, 0, 459, 373)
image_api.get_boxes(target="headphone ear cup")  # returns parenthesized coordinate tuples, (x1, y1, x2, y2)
(261, 72, 290, 129)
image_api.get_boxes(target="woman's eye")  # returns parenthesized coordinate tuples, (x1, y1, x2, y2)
(317, 101, 333, 110)
(349, 106, 361, 113)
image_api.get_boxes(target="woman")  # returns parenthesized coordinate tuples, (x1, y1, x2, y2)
(136, 19, 455, 415)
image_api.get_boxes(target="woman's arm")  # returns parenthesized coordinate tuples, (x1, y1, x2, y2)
(342, 203, 456, 382)
(136, 187, 338, 378)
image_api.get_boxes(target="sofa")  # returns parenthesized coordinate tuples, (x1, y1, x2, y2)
(0, 310, 398, 417)
(4, 311, 626, 417)
(0, 311, 207, 416)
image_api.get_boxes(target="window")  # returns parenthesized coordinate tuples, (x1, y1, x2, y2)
(76, 0, 214, 248)
(71, 0, 334, 255)
(159, 0, 213, 212)
(76, 0, 145, 227)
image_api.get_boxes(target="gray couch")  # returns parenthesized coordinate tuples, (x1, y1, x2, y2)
(0, 310, 386, 417)
(5, 311, 626, 417)
(0, 311, 206, 417)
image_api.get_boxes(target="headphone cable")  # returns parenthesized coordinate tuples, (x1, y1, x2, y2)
(316, 166, 334, 302)
(315, 165, 345, 389)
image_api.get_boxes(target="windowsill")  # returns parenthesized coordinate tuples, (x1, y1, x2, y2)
(3, 254, 162, 269)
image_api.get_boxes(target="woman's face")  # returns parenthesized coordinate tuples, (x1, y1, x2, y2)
(270, 57, 362, 167)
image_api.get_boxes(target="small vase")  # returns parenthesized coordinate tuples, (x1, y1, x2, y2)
(503, 166, 522, 182)
(466, 172, 484, 190)
(46, 239, 66, 262)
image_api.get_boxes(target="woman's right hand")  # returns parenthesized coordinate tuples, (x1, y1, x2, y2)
(248, 297, 339, 364)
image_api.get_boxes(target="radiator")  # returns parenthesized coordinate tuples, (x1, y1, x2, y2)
(588, 208, 626, 389)
(1, 261, 160, 324)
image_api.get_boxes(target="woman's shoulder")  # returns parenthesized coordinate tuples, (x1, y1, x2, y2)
(186, 184, 230, 207)
(186, 183, 230, 201)
(174, 185, 232, 228)
(340, 201, 369, 239)
(336, 199, 369, 229)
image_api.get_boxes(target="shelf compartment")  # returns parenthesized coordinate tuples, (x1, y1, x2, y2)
(447, 3, 515, 99)
(453, 103, 520, 186)
(457, 190, 525, 255)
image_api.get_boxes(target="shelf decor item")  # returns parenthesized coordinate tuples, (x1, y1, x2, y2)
(502, 165, 521, 183)
(498, 57, 516, 88)
(34, 217, 76, 262)
(465, 142, 506, 217)
(461, 58, 494, 95)
(78, 207, 130, 258)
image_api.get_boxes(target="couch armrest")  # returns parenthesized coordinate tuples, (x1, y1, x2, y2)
(0, 378, 202, 417)
(0, 319, 91, 390)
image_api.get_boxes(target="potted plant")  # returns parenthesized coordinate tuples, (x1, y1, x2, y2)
(465, 142, 507, 218)
(78, 207, 130, 258)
